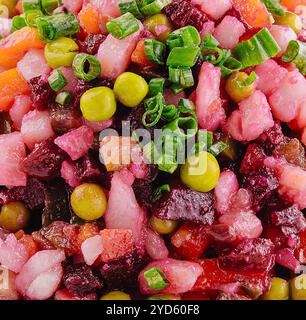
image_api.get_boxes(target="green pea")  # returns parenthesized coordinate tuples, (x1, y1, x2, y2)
(291, 274, 306, 300)
(0, 202, 30, 232)
(44, 37, 79, 69)
(262, 277, 289, 300)
(114, 72, 148, 108)
(80, 86, 117, 122)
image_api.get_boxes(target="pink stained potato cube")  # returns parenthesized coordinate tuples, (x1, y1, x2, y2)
(54, 125, 94, 160)
(269, 70, 306, 122)
(214, 169, 239, 215)
(83, 117, 113, 133)
(145, 229, 169, 261)
(97, 23, 143, 79)
(200, 21, 215, 38)
(213, 16, 246, 49)
(269, 25, 297, 56)
(104, 172, 146, 243)
(192, 0, 232, 20)
(89, 0, 121, 17)
(0, 18, 12, 38)
(21, 109, 55, 150)
(196, 62, 226, 131)
(61, 160, 80, 188)
(139, 258, 203, 295)
(223, 110, 244, 141)
(289, 100, 306, 130)
(17, 49, 50, 82)
(9, 95, 33, 130)
(0, 234, 29, 273)
(15, 249, 65, 298)
(62, 0, 83, 14)
(254, 59, 288, 96)
(0, 132, 27, 187)
(81, 235, 104, 266)
(59, 66, 79, 93)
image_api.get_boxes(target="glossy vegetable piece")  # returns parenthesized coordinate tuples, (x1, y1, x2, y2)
(191, 0, 232, 20)
(143, 13, 173, 42)
(0, 267, 19, 300)
(78, 3, 100, 35)
(0, 27, 44, 69)
(274, 11, 303, 35)
(0, 202, 30, 232)
(0, 68, 29, 111)
(101, 291, 131, 300)
(281, 0, 303, 11)
(290, 275, 306, 300)
(145, 228, 169, 260)
(131, 39, 154, 66)
(150, 216, 178, 235)
(269, 25, 297, 56)
(262, 277, 289, 300)
(295, 229, 306, 264)
(232, 0, 272, 28)
(9, 95, 32, 131)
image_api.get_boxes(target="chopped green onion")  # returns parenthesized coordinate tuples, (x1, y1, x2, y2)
(167, 26, 201, 50)
(48, 69, 67, 92)
(143, 141, 159, 163)
(162, 104, 179, 121)
(281, 40, 306, 76)
(36, 13, 79, 42)
(169, 67, 194, 88)
(261, 0, 285, 16)
(237, 71, 257, 88)
(41, 0, 60, 14)
(201, 34, 219, 50)
(142, 93, 165, 127)
(151, 184, 170, 202)
(167, 47, 200, 68)
(143, 267, 170, 290)
(169, 66, 181, 83)
(144, 39, 166, 65)
(208, 141, 229, 157)
(140, 0, 172, 16)
(22, 0, 41, 12)
(163, 116, 198, 139)
(55, 91, 71, 105)
(72, 53, 101, 81)
(191, 130, 213, 154)
(11, 16, 27, 31)
(220, 56, 242, 78)
(233, 28, 280, 68)
(171, 83, 184, 94)
(106, 12, 139, 40)
(118, 0, 143, 19)
(178, 98, 195, 110)
(25, 9, 43, 28)
(148, 78, 165, 97)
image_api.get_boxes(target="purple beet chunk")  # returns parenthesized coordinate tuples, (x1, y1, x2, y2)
(219, 238, 275, 272)
(152, 182, 215, 224)
(99, 250, 149, 291)
(75, 155, 101, 182)
(63, 264, 103, 297)
(77, 34, 106, 55)
(163, 0, 208, 30)
(29, 76, 55, 109)
(242, 167, 279, 211)
(270, 205, 306, 236)
(21, 139, 69, 180)
(0, 177, 46, 210)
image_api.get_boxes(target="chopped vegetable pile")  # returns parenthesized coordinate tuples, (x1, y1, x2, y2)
(0, 0, 305, 301)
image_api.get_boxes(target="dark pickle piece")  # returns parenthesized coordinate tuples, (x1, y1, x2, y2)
(214, 133, 242, 162)
(0, 112, 11, 134)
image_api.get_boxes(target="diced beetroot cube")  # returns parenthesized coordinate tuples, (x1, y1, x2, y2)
(9, 95, 33, 130)
(0, 234, 29, 273)
(97, 23, 143, 79)
(269, 70, 306, 122)
(104, 172, 146, 243)
(192, 259, 271, 297)
(213, 16, 245, 49)
(139, 258, 203, 294)
(269, 25, 297, 56)
(192, 0, 232, 20)
(100, 229, 134, 263)
(240, 91, 274, 141)
(54, 125, 94, 160)
(59, 67, 79, 93)
(0, 267, 19, 300)
(217, 293, 252, 300)
(54, 289, 96, 300)
(240, 144, 267, 174)
(275, 248, 300, 272)
(295, 229, 306, 263)
(171, 223, 211, 259)
(61, 160, 80, 188)
(0, 132, 27, 187)
(21, 110, 55, 150)
(196, 62, 225, 131)
(214, 169, 239, 215)
(17, 49, 50, 82)
(62, 0, 83, 14)
(145, 228, 169, 260)
(15, 249, 65, 298)
(81, 235, 104, 266)
(254, 59, 288, 96)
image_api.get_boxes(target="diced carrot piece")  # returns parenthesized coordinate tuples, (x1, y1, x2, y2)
(0, 27, 45, 69)
(78, 3, 101, 35)
(0, 68, 30, 111)
(232, 0, 271, 28)
(19, 235, 39, 258)
(281, 0, 303, 11)
(131, 39, 154, 67)
(77, 223, 100, 247)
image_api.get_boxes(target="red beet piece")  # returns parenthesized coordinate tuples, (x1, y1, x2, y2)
(29, 76, 55, 109)
(77, 34, 106, 55)
(240, 143, 266, 174)
(219, 238, 275, 272)
(152, 182, 215, 224)
(21, 139, 69, 179)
